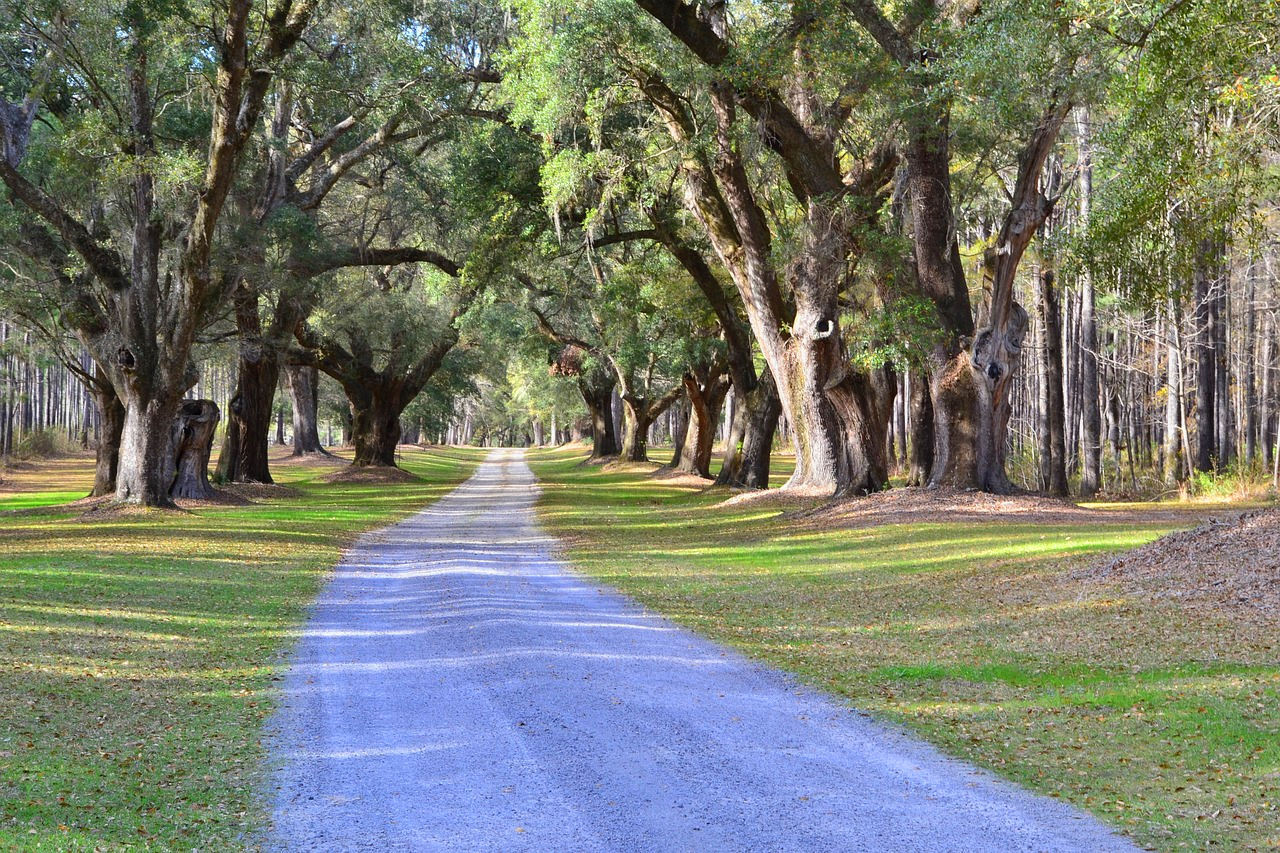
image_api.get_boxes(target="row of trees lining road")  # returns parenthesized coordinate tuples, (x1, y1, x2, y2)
(1, 0, 1277, 506)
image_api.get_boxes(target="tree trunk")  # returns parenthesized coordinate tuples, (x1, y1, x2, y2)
(580, 374, 619, 459)
(1213, 255, 1232, 467)
(115, 387, 183, 507)
(1163, 296, 1185, 486)
(620, 398, 653, 463)
(1245, 264, 1258, 464)
(169, 400, 220, 500)
(1077, 111, 1102, 496)
(1194, 242, 1217, 472)
(907, 370, 934, 487)
(715, 369, 780, 490)
(350, 388, 404, 467)
(89, 371, 125, 498)
(1037, 269, 1068, 496)
(669, 398, 690, 467)
(215, 354, 279, 484)
(286, 364, 326, 455)
(678, 371, 729, 478)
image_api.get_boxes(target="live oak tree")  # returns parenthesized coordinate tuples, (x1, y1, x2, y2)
(0, 0, 317, 505)
(214, 0, 509, 483)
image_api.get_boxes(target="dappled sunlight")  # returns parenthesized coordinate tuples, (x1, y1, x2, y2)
(0, 446, 482, 849)
(527, 446, 1280, 850)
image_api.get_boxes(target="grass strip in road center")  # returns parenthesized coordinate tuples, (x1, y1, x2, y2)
(528, 446, 1280, 852)
(0, 446, 485, 851)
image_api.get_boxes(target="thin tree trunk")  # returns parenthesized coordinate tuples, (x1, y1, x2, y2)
(1037, 269, 1068, 495)
(1194, 240, 1218, 472)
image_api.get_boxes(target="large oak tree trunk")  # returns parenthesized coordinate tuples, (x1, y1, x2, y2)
(215, 355, 279, 484)
(580, 374, 619, 459)
(350, 388, 405, 467)
(169, 400, 220, 500)
(677, 370, 729, 478)
(116, 388, 183, 507)
(716, 369, 780, 490)
(285, 364, 326, 455)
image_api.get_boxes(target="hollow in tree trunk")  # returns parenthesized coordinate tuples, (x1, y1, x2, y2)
(169, 400, 220, 500)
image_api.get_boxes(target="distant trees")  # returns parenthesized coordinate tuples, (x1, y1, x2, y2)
(1, 0, 1277, 502)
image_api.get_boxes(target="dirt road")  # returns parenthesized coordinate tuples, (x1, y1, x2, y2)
(266, 449, 1137, 852)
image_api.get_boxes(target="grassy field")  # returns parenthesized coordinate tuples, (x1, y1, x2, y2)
(0, 446, 485, 850)
(529, 446, 1279, 852)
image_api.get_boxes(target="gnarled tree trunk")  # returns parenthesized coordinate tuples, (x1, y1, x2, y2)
(169, 400, 220, 500)
(343, 382, 407, 467)
(677, 368, 730, 477)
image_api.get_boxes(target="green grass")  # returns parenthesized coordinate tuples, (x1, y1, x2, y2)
(0, 446, 487, 850)
(529, 446, 1280, 852)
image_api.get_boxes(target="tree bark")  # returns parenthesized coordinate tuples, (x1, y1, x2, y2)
(349, 387, 403, 467)
(215, 347, 279, 483)
(677, 368, 729, 478)
(907, 370, 934, 487)
(285, 364, 326, 455)
(1245, 263, 1258, 464)
(169, 400, 220, 500)
(1163, 296, 1185, 485)
(1194, 241, 1218, 472)
(669, 398, 690, 467)
(89, 369, 125, 498)
(716, 368, 780, 490)
(1077, 110, 1103, 496)
(580, 372, 619, 459)
(1037, 269, 1068, 496)
(619, 387, 683, 463)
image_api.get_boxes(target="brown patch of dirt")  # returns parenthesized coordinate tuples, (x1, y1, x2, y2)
(69, 488, 258, 520)
(649, 466, 715, 489)
(272, 451, 349, 467)
(75, 502, 188, 521)
(175, 489, 254, 508)
(1081, 509, 1280, 622)
(777, 486, 1231, 529)
(323, 465, 422, 485)
(717, 487, 830, 513)
(221, 482, 303, 500)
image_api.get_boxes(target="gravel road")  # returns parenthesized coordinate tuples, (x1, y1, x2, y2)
(265, 449, 1139, 852)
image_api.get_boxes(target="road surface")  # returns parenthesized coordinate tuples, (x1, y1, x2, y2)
(265, 449, 1138, 852)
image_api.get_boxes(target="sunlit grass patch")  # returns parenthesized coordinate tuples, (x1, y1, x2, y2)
(0, 446, 485, 850)
(528, 446, 1280, 851)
